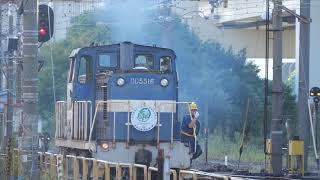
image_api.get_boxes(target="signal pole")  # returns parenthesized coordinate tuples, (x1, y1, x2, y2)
(20, 0, 39, 179)
(271, 0, 283, 175)
(298, 0, 311, 171)
(204, 100, 209, 164)
(16, 6, 22, 110)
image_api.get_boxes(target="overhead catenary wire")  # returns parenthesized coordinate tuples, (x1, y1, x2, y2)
(47, 0, 298, 18)
(44, 0, 320, 29)
(18, 0, 315, 92)
(47, 3, 56, 104)
(39, 4, 318, 34)
(264, 0, 270, 170)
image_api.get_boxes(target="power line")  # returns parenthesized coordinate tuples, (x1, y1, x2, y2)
(47, 3, 56, 104)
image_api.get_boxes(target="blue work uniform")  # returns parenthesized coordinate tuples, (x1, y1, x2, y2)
(181, 114, 202, 160)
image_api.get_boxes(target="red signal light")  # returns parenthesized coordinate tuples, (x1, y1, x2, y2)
(38, 4, 54, 42)
(39, 28, 47, 36)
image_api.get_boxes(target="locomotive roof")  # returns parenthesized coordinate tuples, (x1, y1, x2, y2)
(69, 42, 176, 58)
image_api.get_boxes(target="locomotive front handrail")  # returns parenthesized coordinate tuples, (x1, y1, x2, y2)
(156, 102, 191, 148)
(89, 100, 131, 144)
(89, 100, 193, 148)
(72, 101, 92, 140)
(55, 101, 67, 139)
(58, 100, 195, 152)
(55, 100, 92, 140)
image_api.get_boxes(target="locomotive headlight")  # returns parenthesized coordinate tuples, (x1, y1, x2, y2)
(116, 77, 125, 86)
(160, 78, 169, 87)
(100, 143, 109, 151)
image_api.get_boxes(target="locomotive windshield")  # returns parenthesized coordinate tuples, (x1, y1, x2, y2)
(98, 53, 117, 68)
(133, 54, 173, 73)
(134, 54, 154, 69)
(68, 43, 176, 82)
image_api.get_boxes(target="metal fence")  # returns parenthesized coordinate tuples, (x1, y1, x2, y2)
(37, 151, 229, 180)
(5, 149, 231, 180)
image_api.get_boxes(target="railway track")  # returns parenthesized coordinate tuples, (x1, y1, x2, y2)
(191, 168, 320, 180)
(5, 149, 319, 179)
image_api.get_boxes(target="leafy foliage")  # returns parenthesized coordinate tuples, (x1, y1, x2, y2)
(141, 18, 271, 136)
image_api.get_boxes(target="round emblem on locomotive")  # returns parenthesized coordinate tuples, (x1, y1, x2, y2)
(131, 107, 157, 131)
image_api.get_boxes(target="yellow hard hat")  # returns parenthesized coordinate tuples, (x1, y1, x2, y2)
(189, 102, 198, 110)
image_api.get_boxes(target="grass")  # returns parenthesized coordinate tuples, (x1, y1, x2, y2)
(199, 132, 320, 172)
(200, 132, 265, 163)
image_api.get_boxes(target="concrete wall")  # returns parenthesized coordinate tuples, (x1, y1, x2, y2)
(208, 0, 299, 23)
(172, 0, 295, 58)
(184, 17, 295, 58)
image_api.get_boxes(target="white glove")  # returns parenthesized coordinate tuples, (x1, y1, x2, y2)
(194, 111, 200, 119)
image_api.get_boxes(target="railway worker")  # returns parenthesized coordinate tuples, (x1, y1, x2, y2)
(181, 102, 203, 161)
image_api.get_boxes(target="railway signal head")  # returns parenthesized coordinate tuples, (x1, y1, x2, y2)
(310, 87, 320, 104)
(310, 87, 320, 97)
(38, 4, 54, 42)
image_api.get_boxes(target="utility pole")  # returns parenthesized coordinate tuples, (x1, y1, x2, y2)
(3, 4, 15, 179)
(15, 5, 22, 138)
(298, 0, 311, 171)
(4, 1, 14, 156)
(0, 0, 4, 158)
(271, 0, 283, 176)
(0, 4, 2, 90)
(20, 0, 39, 179)
(16, 7, 22, 109)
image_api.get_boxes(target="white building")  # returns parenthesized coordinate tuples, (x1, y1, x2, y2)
(171, 0, 320, 87)
(171, 0, 296, 59)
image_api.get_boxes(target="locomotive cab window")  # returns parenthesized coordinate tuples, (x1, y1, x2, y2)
(68, 58, 75, 83)
(78, 55, 93, 84)
(98, 53, 117, 68)
(134, 54, 154, 69)
(160, 56, 172, 73)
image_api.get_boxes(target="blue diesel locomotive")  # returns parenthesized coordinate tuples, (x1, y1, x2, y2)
(55, 42, 192, 168)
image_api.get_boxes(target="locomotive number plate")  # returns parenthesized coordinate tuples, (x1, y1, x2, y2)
(130, 78, 155, 85)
